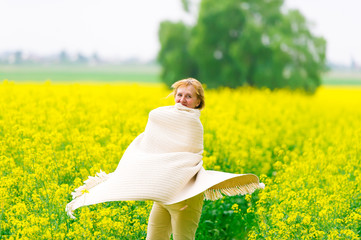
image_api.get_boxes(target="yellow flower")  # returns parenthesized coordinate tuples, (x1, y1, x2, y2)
(231, 203, 239, 213)
(301, 215, 311, 225)
(1, 83, 360, 239)
(81, 189, 89, 194)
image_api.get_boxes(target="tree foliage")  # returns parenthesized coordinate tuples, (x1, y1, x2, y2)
(158, 0, 326, 92)
(158, 21, 198, 87)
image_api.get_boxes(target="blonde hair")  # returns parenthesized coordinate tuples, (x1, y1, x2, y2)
(171, 78, 205, 110)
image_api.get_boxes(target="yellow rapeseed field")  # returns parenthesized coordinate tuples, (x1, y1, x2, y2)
(0, 81, 360, 239)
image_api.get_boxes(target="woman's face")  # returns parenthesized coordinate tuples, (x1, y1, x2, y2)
(175, 85, 201, 109)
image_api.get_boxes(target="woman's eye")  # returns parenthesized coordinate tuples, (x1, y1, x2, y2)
(187, 95, 191, 98)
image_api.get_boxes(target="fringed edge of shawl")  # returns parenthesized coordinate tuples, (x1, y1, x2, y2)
(71, 170, 109, 199)
(65, 200, 77, 219)
(66, 170, 110, 219)
(204, 182, 265, 201)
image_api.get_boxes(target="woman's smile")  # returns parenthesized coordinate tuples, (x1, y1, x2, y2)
(174, 85, 200, 109)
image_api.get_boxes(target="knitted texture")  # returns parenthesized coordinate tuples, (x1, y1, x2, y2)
(66, 103, 264, 219)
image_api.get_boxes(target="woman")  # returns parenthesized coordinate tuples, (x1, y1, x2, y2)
(66, 78, 264, 240)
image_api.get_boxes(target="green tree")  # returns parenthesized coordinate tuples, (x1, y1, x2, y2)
(158, 21, 198, 87)
(14, 51, 23, 64)
(59, 50, 70, 64)
(158, 0, 326, 92)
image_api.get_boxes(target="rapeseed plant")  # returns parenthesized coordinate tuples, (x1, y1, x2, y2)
(1, 81, 360, 239)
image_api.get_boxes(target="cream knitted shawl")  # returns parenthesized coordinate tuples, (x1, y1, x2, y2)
(66, 103, 264, 219)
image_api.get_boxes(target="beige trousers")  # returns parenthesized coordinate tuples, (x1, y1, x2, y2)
(146, 193, 204, 240)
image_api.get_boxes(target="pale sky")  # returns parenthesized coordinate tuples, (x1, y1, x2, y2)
(0, 0, 360, 66)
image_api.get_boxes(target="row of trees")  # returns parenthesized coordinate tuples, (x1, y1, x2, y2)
(0, 50, 102, 65)
(158, 0, 326, 92)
